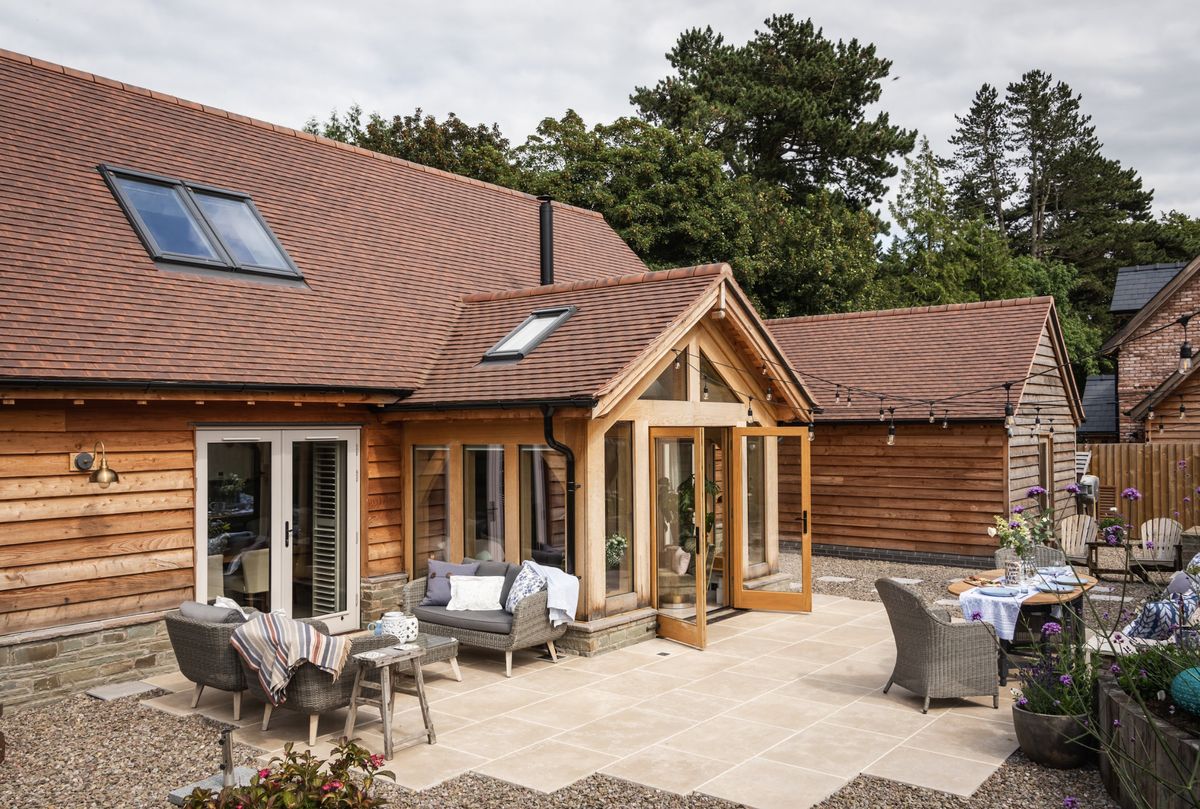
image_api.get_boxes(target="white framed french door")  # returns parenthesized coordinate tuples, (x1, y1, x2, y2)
(195, 428, 361, 633)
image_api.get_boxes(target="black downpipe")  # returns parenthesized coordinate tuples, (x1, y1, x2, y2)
(538, 195, 554, 286)
(542, 405, 577, 574)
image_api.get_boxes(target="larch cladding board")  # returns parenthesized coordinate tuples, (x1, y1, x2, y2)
(1008, 326, 1079, 520)
(0, 401, 404, 636)
(1146, 372, 1200, 442)
(793, 422, 1007, 557)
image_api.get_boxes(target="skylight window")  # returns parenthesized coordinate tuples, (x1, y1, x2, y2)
(101, 165, 301, 278)
(483, 306, 576, 362)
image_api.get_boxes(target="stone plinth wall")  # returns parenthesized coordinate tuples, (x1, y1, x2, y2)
(559, 608, 657, 656)
(360, 573, 409, 628)
(0, 616, 176, 709)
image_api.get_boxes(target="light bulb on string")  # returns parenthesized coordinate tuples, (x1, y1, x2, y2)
(942, 410, 949, 429)
(928, 403, 935, 424)
(1033, 405, 1042, 434)
(808, 423, 816, 442)
(1180, 315, 1193, 374)
(834, 384, 841, 404)
(1004, 382, 1015, 431)
(1049, 417, 1055, 435)
(673, 351, 681, 371)
(846, 389, 852, 406)
(878, 397, 886, 422)
(1180, 397, 1187, 420)
(702, 381, 710, 401)
(886, 407, 896, 446)
(766, 381, 773, 402)
(747, 399, 754, 422)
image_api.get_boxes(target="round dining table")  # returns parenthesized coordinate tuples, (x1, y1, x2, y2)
(946, 568, 1100, 605)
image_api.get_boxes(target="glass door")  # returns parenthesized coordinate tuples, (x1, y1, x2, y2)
(649, 427, 707, 648)
(730, 427, 812, 612)
(197, 428, 361, 633)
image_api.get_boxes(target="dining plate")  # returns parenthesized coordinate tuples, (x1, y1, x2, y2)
(1036, 581, 1075, 593)
(977, 586, 1020, 597)
(1053, 575, 1087, 586)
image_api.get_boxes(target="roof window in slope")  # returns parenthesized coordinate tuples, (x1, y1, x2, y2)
(483, 306, 576, 362)
(101, 165, 300, 278)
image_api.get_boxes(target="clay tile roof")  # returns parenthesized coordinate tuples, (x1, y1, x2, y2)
(398, 265, 727, 407)
(0, 49, 647, 392)
(767, 298, 1061, 422)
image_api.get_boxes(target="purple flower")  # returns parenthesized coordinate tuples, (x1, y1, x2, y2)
(1012, 505, 1025, 514)
(1009, 520, 1021, 529)
(1017, 696, 1029, 707)
(1027, 486, 1048, 498)
(1113, 718, 1121, 727)
(1059, 674, 1073, 686)
(1043, 621, 1062, 636)
(1180, 459, 1189, 470)
(1110, 663, 1121, 674)
(1065, 483, 1081, 495)
(1064, 797, 1079, 809)
(1146, 539, 1155, 549)
(971, 611, 982, 621)
(1122, 487, 1142, 501)
(1187, 497, 1193, 504)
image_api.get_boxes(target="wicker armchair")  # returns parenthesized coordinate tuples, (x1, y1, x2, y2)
(994, 544, 1067, 569)
(876, 578, 1000, 714)
(239, 619, 392, 746)
(403, 577, 567, 677)
(164, 608, 256, 720)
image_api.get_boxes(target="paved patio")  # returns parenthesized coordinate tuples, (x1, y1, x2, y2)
(141, 594, 1018, 809)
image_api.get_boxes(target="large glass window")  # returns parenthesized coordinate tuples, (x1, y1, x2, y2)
(290, 440, 348, 619)
(604, 423, 634, 595)
(700, 352, 740, 403)
(206, 441, 272, 610)
(103, 165, 301, 278)
(413, 447, 450, 579)
(745, 435, 767, 566)
(484, 307, 575, 362)
(463, 445, 505, 562)
(641, 348, 688, 401)
(519, 446, 567, 568)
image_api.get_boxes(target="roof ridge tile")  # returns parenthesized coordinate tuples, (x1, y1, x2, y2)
(767, 296, 1053, 326)
(462, 263, 730, 304)
(0, 47, 609, 222)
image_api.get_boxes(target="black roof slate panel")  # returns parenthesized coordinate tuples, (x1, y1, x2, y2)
(1079, 374, 1117, 435)
(1110, 263, 1187, 313)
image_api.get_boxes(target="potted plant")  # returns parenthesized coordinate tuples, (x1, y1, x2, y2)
(1011, 621, 1097, 769)
(605, 533, 627, 569)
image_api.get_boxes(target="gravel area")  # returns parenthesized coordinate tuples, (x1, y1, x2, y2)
(817, 752, 1116, 808)
(375, 772, 743, 808)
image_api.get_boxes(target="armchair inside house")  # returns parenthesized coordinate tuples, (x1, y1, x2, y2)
(226, 547, 270, 610)
(876, 578, 1000, 713)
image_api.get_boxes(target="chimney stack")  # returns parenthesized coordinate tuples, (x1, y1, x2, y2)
(537, 195, 554, 285)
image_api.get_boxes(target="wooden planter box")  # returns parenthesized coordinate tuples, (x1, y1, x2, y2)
(1097, 674, 1200, 808)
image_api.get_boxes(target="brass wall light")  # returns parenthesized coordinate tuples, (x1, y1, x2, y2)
(74, 441, 121, 488)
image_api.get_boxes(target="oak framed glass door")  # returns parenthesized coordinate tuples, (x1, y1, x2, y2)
(729, 426, 811, 612)
(196, 428, 361, 633)
(649, 427, 707, 648)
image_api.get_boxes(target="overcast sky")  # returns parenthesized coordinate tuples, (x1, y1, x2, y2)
(5, 1, 1198, 218)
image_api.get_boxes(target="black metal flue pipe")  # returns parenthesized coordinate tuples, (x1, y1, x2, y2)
(537, 195, 554, 285)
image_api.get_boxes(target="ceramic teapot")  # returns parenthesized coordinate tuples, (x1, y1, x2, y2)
(368, 611, 418, 642)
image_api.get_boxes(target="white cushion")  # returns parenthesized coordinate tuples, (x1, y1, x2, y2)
(446, 575, 506, 612)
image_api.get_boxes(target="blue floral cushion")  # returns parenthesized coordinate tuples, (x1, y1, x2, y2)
(1177, 590, 1200, 625)
(504, 562, 547, 613)
(1125, 599, 1182, 640)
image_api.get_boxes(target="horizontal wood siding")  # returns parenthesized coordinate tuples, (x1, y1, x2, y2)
(799, 422, 1007, 557)
(0, 399, 402, 636)
(1146, 373, 1200, 442)
(1010, 325, 1079, 522)
(1086, 442, 1200, 537)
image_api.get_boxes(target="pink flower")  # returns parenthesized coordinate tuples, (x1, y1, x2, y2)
(369, 753, 385, 769)
(257, 768, 271, 779)
(322, 780, 343, 792)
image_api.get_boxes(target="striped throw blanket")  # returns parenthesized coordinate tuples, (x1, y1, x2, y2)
(230, 613, 351, 706)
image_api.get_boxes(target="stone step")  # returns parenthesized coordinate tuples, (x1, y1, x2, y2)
(816, 576, 856, 583)
(86, 680, 158, 701)
(889, 577, 924, 585)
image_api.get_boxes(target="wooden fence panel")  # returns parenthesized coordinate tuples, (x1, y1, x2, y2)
(1084, 442, 1200, 537)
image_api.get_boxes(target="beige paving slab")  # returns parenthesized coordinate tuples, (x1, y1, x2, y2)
(140, 670, 191, 692)
(423, 663, 511, 697)
(698, 756, 847, 809)
(642, 649, 741, 681)
(705, 634, 791, 660)
(508, 664, 607, 693)
(704, 622, 746, 642)
(231, 706, 368, 751)
(854, 686, 955, 715)
(772, 677, 875, 707)
(602, 744, 733, 795)
(947, 692, 1016, 723)
(622, 637, 699, 656)
(475, 739, 617, 793)
(780, 610, 857, 628)
(141, 688, 262, 728)
(556, 706, 698, 757)
(638, 686, 741, 722)
(360, 732, 488, 790)
(681, 670, 781, 702)
(728, 692, 838, 731)
(717, 610, 792, 629)
(904, 712, 1019, 764)
(847, 612, 892, 629)
(806, 656, 895, 690)
(819, 598, 885, 617)
(809, 624, 894, 647)
(388, 705, 475, 737)
(865, 746, 999, 797)
(592, 668, 689, 699)
(724, 654, 825, 682)
(825, 701, 938, 738)
(662, 714, 794, 764)
(761, 721, 900, 778)
(517, 687, 643, 730)
(773, 639, 860, 665)
(743, 619, 836, 643)
(436, 715, 558, 759)
(811, 594, 849, 607)
(563, 649, 653, 676)
(434, 682, 547, 721)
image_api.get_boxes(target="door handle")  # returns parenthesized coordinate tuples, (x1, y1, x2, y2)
(284, 521, 291, 548)
(802, 510, 808, 534)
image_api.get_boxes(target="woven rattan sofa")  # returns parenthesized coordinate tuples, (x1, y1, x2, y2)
(876, 578, 1000, 714)
(403, 571, 566, 677)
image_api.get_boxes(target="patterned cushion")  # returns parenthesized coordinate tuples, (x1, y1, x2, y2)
(421, 560, 480, 607)
(1179, 591, 1200, 626)
(1125, 599, 1182, 640)
(504, 562, 547, 613)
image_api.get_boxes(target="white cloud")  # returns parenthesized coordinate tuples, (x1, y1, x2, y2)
(3, 0, 1198, 215)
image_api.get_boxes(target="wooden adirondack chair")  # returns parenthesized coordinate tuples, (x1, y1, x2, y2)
(1132, 518, 1184, 578)
(1057, 514, 1096, 564)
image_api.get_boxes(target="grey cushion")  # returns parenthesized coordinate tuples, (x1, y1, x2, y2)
(413, 604, 513, 634)
(468, 560, 521, 608)
(422, 560, 480, 606)
(179, 600, 243, 624)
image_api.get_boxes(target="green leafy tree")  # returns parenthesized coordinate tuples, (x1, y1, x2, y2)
(631, 14, 915, 207)
(304, 105, 520, 186)
(945, 83, 1014, 234)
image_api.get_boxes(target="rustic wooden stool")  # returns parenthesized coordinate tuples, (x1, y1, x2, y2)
(342, 645, 434, 759)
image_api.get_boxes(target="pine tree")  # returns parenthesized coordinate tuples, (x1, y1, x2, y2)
(946, 84, 1014, 236)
